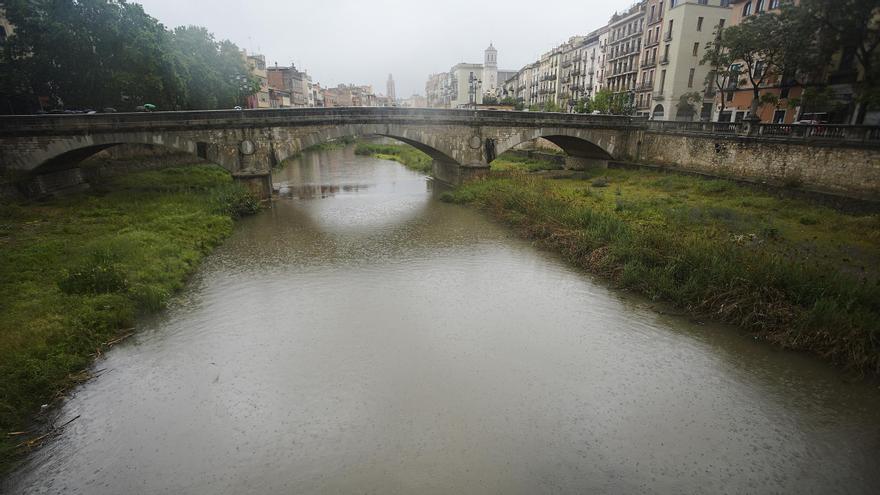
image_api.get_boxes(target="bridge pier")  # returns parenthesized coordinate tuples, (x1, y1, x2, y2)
(564, 156, 609, 171)
(232, 172, 273, 202)
(431, 160, 490, 186)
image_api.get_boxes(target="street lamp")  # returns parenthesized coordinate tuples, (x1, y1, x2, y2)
(468, 73, 482, 109)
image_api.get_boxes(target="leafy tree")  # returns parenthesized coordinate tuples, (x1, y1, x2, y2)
(0, 0, 255, 112)
(675, 92, 703, 121)
(575, 97, 592, 113)
(701, 25, 734, 117)
(592, 89, 613, 114)
(795, 0, 880, 122)
(719, 12, 789, 119)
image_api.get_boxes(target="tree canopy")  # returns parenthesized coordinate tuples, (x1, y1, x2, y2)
(0, 0, 256, 112)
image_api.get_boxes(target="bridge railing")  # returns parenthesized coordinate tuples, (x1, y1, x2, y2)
(646, 120, 880, 145)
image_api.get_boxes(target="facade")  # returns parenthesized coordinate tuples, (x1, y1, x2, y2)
(267, 64, 311, 107)
(558, 29, 605, 111)
(244, 53, 271, 109)
(635, 0, 665, 117)
(651, 0, 733, 121)
(322, 84, 378, 107)
(426, 72, 451, 108)
(425, 44, 517, 108)
(604, 1, 647, 101)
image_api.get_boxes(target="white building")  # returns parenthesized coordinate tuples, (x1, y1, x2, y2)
(427, 44, 517, 108)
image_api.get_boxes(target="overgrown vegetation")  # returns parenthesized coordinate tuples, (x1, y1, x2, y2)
(354, 141, 433, 173)
(444, 169, 880, 373)
(490, 152, 563, 172)
(0, 165, 258, 471)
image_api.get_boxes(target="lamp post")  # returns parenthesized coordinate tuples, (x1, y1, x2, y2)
(468, 72, 482, 110)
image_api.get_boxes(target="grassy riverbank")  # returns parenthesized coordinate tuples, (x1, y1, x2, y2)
(354, 142, 432, 173)
(0, 165, 258, 471)
(444, 168, 880, 374)
(491, 152, 563, 172)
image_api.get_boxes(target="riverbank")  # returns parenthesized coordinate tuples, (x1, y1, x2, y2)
(444, 167, 880, 374)
(354, 142, 432, 172)
(0, 165, 259, 472)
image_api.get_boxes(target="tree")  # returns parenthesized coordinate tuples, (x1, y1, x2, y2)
(720, 12, 790, 119)
(575, 97, 592, 114)
(795, 0, 880, 122)
(701, 25, 734, 119)
(0, 0, 255, 112)
(592, 89, 614, 114)
(675, 92, 703, 121)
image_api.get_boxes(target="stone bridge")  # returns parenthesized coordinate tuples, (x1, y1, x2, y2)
(0, 108, 642, 198)
(1, 107, 878, 200)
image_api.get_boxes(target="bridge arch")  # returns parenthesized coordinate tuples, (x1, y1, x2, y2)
(17, 132, 233, 176)
(492, 127, 618, 166)
(275, 123, 461, 166)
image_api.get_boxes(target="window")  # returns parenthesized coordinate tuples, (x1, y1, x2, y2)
(0, 26, 6, 41)
(660, 69, 667, 93)
(773, 109, 786, 123)
(693, 42, 700, 56)
(721, 0, 731, 7)
(650, 5, 656, 21)
(769, 0, 780, 7)
(688, 68, 695, 88)
(697, 17, 704, 31)
(699, 0, 708, 4)
(743, 1, 752, 16)
(756, 0, 765, 12)
(753, 60, 765, 79)
(668, 19, 674, 34)
(719, 19, 725, 30)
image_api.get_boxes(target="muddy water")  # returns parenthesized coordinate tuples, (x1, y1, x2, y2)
(5, 146, 880, 494)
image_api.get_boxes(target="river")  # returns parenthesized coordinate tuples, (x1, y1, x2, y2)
(5, 145, 880, 494)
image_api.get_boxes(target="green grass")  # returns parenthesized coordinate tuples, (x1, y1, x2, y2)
(0, 165, 258, 471)
(354, 142, 433, 173)
(444, 169, 880, 374)
(490, 152, 563, 172)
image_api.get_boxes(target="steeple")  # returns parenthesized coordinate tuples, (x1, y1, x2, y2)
(484, 43, 498, 68)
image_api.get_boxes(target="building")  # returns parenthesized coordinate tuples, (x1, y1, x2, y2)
(322, 84, 378, 107)
(557, 29, 606, 111)
(635, 0, 665, 117)
(718, 0, 876, 124)
(386, 74, 396, 102)
(651, 0, 733, 121)
(425, 44, 518, 108)
(244, 52, 271, 109)
(267, 63, 311, 107)
(426, 72, 452, 108)
(604, 1, 647, 102)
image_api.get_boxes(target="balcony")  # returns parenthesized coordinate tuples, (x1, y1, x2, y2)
(653, 90, 665, 101)
(570, 69, 582, 77)
(562, 60, 573, 68)
(641, 58, 657, 69)
(636, 81, 654, 91)
(541, 75, 556, 81)
(663, 32, 673, 42)
(659, 55, 669, 65)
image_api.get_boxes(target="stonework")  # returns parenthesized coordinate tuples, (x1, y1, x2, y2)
(0, 108, 877, 200)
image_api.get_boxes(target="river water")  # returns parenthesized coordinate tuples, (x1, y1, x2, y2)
(5, 146, 880, 494)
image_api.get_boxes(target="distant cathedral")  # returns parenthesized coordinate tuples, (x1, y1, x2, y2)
(386, 74, 396, 101)
(484, 44, 498, 94)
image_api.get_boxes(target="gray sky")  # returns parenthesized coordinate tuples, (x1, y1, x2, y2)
(136, 0, 635, 98)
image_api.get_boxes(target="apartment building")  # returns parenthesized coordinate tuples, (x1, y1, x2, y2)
(635, 0, 665, 117)
(556, 30, 605, 111)
(650, 0, 732, 120)
(244, 53, 271, 109)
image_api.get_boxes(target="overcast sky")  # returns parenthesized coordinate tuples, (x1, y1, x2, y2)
(135, 0, 636, 98)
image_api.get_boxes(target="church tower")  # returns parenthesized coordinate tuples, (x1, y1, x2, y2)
(386, 74, 396, 102)
(484, 44, 498, 95)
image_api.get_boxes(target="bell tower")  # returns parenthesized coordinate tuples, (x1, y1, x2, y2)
(484, 43, 499, 95)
